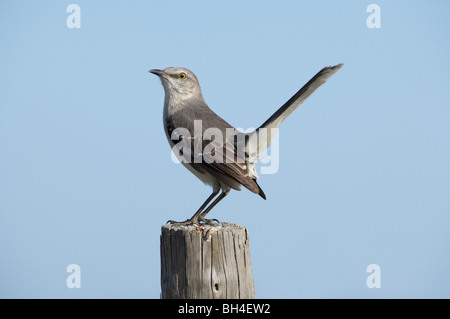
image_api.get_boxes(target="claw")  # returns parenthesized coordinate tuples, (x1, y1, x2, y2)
(166, 218, 199, 226)
(166, 217, 219, 226)
(202, 218, 220, 225)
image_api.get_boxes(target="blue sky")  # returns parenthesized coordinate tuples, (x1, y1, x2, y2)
(1, 1, 449, 298)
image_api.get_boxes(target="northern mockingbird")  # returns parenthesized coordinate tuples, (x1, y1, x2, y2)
(150, 64, 342, 224)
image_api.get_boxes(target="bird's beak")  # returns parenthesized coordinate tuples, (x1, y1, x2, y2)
(149, 69, 165, 77)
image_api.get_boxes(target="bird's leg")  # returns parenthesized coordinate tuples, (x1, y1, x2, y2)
(167, 188, 220, 225)
(198, 190, 230, 224)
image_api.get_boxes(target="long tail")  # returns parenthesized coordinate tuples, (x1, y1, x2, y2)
(248, 63, 343, 154)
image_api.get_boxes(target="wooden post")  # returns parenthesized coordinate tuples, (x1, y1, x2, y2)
(160, 222, 255, 299)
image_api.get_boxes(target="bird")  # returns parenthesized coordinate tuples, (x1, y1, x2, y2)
(150, 64, 343, 225)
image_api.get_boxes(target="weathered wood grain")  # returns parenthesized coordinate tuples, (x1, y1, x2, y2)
(160, 222, 255, 299)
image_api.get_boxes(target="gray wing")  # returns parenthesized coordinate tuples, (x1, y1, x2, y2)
(166, 104, 262, 195)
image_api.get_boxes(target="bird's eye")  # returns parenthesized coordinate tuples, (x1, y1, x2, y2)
(178, 72, 187, 80)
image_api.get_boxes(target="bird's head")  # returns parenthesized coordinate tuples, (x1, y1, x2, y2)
(149, 67, 202, 100)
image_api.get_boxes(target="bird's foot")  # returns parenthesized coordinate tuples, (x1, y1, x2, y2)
(200, 218, 220, 225)
(166, 217, 220, 226)
(166, 218, 198, 226)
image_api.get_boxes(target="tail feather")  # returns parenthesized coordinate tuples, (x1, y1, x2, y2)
(249, 64, 343, 154)
(254, 179, 266, 200)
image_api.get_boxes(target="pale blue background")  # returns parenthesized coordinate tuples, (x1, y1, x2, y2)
(1, 1, 449, 298)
